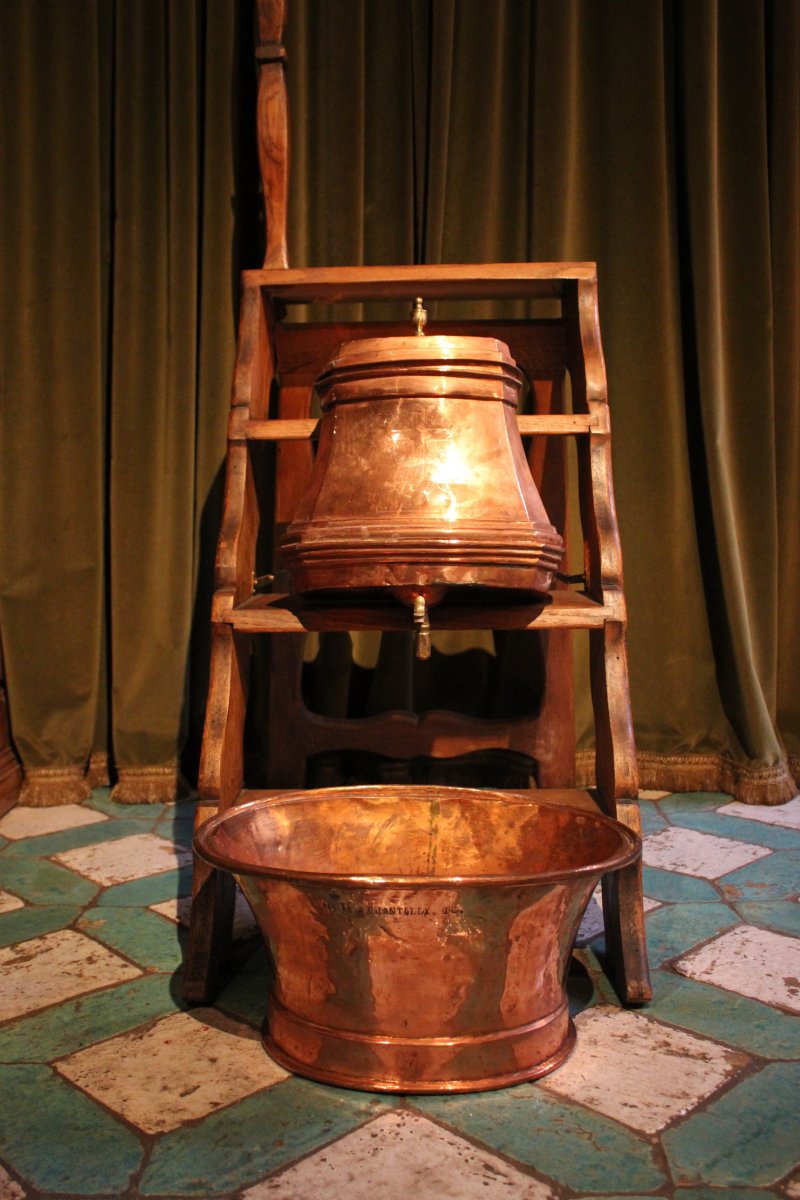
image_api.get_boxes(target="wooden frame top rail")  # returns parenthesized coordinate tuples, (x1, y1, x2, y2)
(243, 262, 597, 304)
(240, 414, 599, 441)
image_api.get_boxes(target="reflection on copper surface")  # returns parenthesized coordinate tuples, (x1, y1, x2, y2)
(280, 335, 564, 612)
(195, 786, 639, 1093)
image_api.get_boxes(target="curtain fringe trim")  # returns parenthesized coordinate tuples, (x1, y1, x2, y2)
(110, 765, 194, 806)
(19, 766, 92, 808)
(86, 751, 110, 789)
(575, 750, 798, 806)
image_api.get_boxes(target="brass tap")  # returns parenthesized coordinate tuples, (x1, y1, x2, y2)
(411, 296, 428, 337)
(413, 593, 431, 660)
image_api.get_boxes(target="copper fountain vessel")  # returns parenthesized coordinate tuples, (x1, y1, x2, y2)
(194, 786, 640, 1093)
(280, 302, 564, 650)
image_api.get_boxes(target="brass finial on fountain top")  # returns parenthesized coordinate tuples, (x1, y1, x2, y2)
(411, 296, 427, 336)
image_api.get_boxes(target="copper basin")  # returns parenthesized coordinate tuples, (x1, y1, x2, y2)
(194, 786, 639, 1093)
(280, 336, 564, 607)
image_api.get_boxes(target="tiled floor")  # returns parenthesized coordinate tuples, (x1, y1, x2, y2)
(1, 787, 799, 1199)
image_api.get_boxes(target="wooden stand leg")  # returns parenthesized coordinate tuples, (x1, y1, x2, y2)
(183, 804, 236, 1005)
(590, 620, 652, 1004)
(184, 620, 250, 1004)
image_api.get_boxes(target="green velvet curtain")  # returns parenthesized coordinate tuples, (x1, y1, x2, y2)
(0, 0, 796, 805)
(0, 0, 262, 803)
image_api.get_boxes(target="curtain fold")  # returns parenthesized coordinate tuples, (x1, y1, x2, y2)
(286, 0, 798, 803)
(0, 0, 255, 804)
(0, 0, 108, 804)
(0, 0, 796, 805)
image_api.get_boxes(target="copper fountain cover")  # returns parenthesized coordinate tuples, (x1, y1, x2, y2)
(280, 333, 564, 607)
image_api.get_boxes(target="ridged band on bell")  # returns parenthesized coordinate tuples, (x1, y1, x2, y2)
(280, 335, 564, 604)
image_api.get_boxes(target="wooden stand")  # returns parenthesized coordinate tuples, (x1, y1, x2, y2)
(184, 2, 650, 1009)
(184, 263, 651, 1007)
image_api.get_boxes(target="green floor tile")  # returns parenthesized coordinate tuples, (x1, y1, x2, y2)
(139, 1076, 396, 1196)
(0, 904, 80, 948)
(666, 810, 800, 850)
(413, 1087, 666, 1193)
(638, 803, 669, 835)
(649, 972, 800, 1058)
(155, 806, 197, 844)
(674, 1189, 777, 1199)
(0, 817, 149, 858)
(733, 899, 800, 937)
(0, 972, 184, 1063)
(77, 905, 184, 971)
(644, 902, 740, 967)
(215, 945, 273, 1028)
(657, 792, 730, 813)
(663, 1062, 800, 1186)
(0, 855, 98, 906)
(643, 866, 720, 903)
(95, 867, 192, 908)
(86, 789, 171, 820)
(720, 851, 800, 901)
(0, 1063, 143, 1194)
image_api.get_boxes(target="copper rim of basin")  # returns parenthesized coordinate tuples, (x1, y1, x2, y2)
(193, 785, 641, 887)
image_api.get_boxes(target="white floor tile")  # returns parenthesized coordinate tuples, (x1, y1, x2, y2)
(540, 1006, 748, 1133)
(717, 796, 800, 829)
(575, 886, 660, 944)
(643, 827, 771, 878)
(52, 832, 192, 885)
(0, 1163, 27, 1199)
(243, 1110, 557, 1199)
(783, 1167, 800, 1197)
(0, 930, 141, 1022)
(675, 924, 800, 1014)
(55, 1009, 287, 1134)
(0, 888, 25, 914)
(0, 804, 107, 840)
(150, 889, 258, 941)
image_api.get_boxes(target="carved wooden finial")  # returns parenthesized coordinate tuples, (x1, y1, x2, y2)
(256, 0, 289, 269)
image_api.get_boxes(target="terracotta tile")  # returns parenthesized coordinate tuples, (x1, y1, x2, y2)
(243, 1110, 557, 1199)
(52, 832, 192, 885)
(0, 929, 141, 1022)
(55, 1009, 287, 1134)
(540, 1006, 748, 1133)
(643, 827, 771, 878)
(675, 924, 800, 1014)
